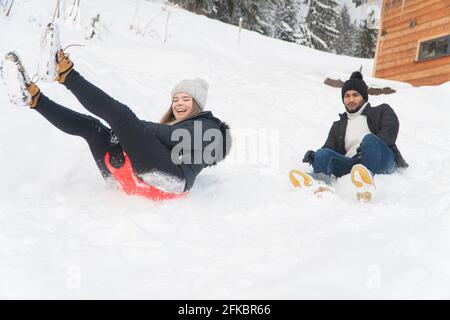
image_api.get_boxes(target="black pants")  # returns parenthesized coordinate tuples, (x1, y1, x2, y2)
(34, 70, 184, 182)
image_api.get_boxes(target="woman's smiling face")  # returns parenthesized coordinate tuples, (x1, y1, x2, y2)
(171, 92, 194, 120)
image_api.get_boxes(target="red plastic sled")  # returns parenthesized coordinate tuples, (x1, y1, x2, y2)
(104, 152, 188, 201)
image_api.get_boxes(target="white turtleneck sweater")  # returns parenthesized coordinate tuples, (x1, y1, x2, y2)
(344, 102, 371, 158)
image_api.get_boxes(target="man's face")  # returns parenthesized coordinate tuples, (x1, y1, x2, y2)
(343, 90, 365, 113)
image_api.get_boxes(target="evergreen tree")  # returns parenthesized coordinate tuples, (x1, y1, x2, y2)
(355, 19, 378, 58)
(295, 22, 313, 47)
(239, 0, 279, 36)
(274, 0, 311, 46)
(170, 0, 311, 48)
(335, 5, 357, 56)
(170, 0, 282, 36)
(352, 0, 368, 7)
(306, 0, 340, 52)
(169, 0, 236, 25)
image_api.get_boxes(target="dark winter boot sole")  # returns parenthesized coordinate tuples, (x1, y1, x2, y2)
(1, 52, 34, 106)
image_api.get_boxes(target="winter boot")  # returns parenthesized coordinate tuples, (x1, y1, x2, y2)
(38, 23, 62, 82)
(38, 23, 73, 84)
(56, 49, 74, 84)
(1, 52, 41, 108)
(351, 164, 375, 203)
(289, 169, 332, 196)
(289, 169, 314, 188)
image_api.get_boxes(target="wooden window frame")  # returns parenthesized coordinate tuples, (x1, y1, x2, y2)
(416, 34, 450, 62)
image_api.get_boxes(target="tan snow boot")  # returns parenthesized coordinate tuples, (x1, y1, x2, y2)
(351, 164, 375, 203)
(56, 49, 74, 84)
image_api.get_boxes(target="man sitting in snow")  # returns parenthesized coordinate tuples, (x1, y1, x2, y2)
(301, 71, 408, 200)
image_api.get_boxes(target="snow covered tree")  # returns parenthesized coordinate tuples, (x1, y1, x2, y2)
(273, 0, 312, 47)
(169, 0, 199, 12)
(170, 0, 277, 34)
(170, 0, 313, 46)
(335, 4, 358, 56)
(306, 0, 340, 52)
(295, 22, 313, 47)
(199, 0, 238, 24)
(352, 0, 368, 7)
(238, 0, 279, 36)
(354, 19, 378, 58)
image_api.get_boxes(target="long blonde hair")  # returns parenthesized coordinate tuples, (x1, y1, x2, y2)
(160, 99, 201, 125)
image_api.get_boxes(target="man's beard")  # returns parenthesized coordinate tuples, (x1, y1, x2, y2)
(345, 101, 365, 114)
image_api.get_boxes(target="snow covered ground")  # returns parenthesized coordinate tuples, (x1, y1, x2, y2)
(1, 0, 450, 299)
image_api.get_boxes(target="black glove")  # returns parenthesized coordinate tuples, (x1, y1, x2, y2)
(302, 150, 315, 166)
(352, 147, 362, 164)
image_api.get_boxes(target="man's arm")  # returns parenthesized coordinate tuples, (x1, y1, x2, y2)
(322, 122, 339, 151)
(375, 104, 399, 146)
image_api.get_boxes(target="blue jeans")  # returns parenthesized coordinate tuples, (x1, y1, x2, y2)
(313, 134, 396, 177)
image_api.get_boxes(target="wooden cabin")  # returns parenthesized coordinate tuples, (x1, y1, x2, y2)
(373, 0, 450, 86)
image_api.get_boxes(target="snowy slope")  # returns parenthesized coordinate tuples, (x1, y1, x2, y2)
(1, 0, 450, 299)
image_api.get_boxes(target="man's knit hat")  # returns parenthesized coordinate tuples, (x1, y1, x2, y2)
(171, 78, 209, 109)
(341, 71, 368, 103)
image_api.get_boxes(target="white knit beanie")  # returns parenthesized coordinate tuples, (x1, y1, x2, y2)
(171, 78, 209, 109)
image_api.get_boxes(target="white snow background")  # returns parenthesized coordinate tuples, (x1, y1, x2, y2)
(0, 0, 450, 299)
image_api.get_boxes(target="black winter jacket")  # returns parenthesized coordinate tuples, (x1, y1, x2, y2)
(322, 103, 408, 168)
(145, 111, 231, 191)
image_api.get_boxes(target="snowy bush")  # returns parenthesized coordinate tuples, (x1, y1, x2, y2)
(84, 13, 108, 40)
